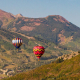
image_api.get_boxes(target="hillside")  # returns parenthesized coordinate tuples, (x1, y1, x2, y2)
(0, 28, 71, 79)
(2, 54, 80, 80)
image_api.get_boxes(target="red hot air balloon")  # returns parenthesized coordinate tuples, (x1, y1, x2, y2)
(33, 46, 45, 61)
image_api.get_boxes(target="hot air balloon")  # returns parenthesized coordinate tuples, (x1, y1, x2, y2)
(33, 46, 45, 61)
(12, 38, 22, 51)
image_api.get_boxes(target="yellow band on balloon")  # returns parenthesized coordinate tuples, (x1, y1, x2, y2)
(33, 49, 44, 52)
(35, 54, 43, 57)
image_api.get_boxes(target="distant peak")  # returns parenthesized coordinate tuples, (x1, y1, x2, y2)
(46, 15, 69, 23)
(16, 14, 23, 17)
(11, 13, 23, 18)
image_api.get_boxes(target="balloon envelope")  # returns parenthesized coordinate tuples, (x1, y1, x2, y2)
(12, 38, 22, 49)
(33, 46, 45, 59)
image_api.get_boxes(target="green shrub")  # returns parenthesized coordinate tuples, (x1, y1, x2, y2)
(56, 58, 64, 63)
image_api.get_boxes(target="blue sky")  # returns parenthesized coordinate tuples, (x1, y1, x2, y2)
(0, 0, 80, 27)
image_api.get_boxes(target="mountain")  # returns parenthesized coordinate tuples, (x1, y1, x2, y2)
(3, 54, 80, 80)
(0, 9, 80, 51)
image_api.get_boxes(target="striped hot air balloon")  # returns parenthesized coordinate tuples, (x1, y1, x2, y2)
(12, 38, 22, 51)
(33, 46, 45, 61)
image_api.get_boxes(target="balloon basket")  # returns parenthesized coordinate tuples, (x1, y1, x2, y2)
(17, 49, 19, 52)
(38, 58, 40, 61)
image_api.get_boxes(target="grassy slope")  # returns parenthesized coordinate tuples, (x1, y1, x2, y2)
(3, 54, 80, 80)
